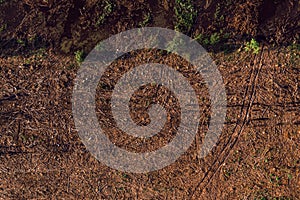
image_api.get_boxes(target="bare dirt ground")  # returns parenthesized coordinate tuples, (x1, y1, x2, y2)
(0, 0, 299, 199)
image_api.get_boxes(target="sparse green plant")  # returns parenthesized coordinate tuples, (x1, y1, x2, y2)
(166, 35, 191, 59)
(194, 31, 234, 53)
(96, 0, 113, 26)
(24, 59, 31, 65)
(34, 48, 47, 58)
(223, 32, 230, 39)
(174, 0, 197, 33)
(194, 32, 221, 46)
(223, 168, 233, 179)
(269, 173, 282, 185)
(209, 32, 220, 45)
(194, 33, 203, 42)
(17, 39, 26, 47)
(166, 37, 181, 52)
(214, 3, 221, 19)
(0, 23, 6, 33)
(67, 63, 77, 70)
(202, 37, 210, 45)
(245, 38, 260, 54)
(95, 43, 104, 51)
(139, 12, 151, 27)
(75, 50, 84, 64)
(122, 173, 129, 179)
(28, 35, 37, 43)
(287, 42, 300, 66)
(288, 42, 300, 51)
(219, 15, 224, 21)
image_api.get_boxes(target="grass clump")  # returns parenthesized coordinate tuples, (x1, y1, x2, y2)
(174, 0, 197, 33)
(208, 32, 220, 45)
(195, 32, 221, 46)
(139, 12, 151, 27)
(17, 39, 26, 47)
(245, 38, 260, 54)
(96, 1, 113, 26)
(74, 50, 85, 64)
(0, 23, 6, 33)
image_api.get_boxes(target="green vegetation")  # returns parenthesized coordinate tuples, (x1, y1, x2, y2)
(17, 39, 26, 47)
(166, 35, 192, 59)
(174, 0, 197, 33)
(208, 32, 220, 45)
(269, 173, 282, 185)
(288, 42, 300, 51)
(214, 3, 225, 22)
(223, 168, 232, 179)
(214, 3, 221, 19)
(288, 41, 300, 66)
(139, 12, 151, 27)
(96, 0, 113, 26)
(0, 23, 6, 33)
(166, 36, 183, 53)
(28, 35, 37, 43)
(254, 189, 293, 200)
(74, 50, 84, 64)
(193, 31, 236, 53)
(245, 38, 260, 54)
(195, 32, 221, 46)
(194, 33, 203, 41)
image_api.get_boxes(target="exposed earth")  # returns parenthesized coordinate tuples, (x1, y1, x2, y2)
(0, 0, 299, 199)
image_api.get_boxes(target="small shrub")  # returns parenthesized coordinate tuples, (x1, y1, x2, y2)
(245, 38, 260, 54)
(214, 3, 221, 19)
(209, 33, 220, 45)
(96, 1, 113, 26)
(17, 39, 26, 47)
(139, 12, 151, 27)
(0, 23, 7, 33)
(174, 0, 197, 33)
(75, 50, 84, 64)
(194, 32, 221, 46)
(194, 33, 203, 42)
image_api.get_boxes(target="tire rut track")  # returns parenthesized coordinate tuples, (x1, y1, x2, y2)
(190, 46, 265, 199)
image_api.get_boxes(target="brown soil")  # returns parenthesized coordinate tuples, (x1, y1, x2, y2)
(0, 0, 300, 199)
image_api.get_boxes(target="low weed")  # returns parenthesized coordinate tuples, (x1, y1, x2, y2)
(74, 50, 85, 64)
(209, 32, 220, 45)
(17, 39, 26, 47)
(245, 38, 260, 54)
(174, 0, 197, 33)
(139, 12, 151, 27)
(195, 32, 221, 46)
(0, 23, 6, 33)
(96, 1, 113, 26)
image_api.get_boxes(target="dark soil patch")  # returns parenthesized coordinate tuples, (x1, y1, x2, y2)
(0, 0, 299, 56)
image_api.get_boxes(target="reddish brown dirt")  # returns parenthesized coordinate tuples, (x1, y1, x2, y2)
(0, 0, 299, 199)
(0, 47, 299, 199)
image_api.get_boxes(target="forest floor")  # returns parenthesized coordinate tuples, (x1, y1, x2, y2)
(0, 0, 299, 199)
